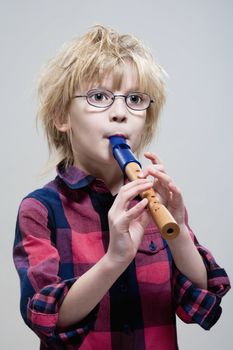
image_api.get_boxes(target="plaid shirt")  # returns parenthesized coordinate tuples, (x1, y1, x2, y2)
(13, 163, 230, 350)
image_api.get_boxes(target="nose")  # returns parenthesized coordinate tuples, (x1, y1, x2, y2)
(109, 96, 127, 122)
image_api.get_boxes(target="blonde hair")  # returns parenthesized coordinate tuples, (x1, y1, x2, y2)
(37, 25, 166, 167)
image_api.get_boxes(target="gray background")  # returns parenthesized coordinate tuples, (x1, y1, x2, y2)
(1, 0, 232, 349)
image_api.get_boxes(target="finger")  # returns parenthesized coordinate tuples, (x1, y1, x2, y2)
(141, 166, 171, 189)
(144, 168, 175, 205)
(120, 178, 151, 191)
(138, 207, 151, 229)
(137, 165, 171, 204)
(130, 208, 151, 247)
(114, 178, 152, 197)
(125, 198, 149, 222)
(152, 181, 170, 204)
(167, 182, 183, 208)
(138, 164, 166, 179)
(144, 152, 162, 165)
(139, 153, 166, 179)
(114, 179, 153, 211)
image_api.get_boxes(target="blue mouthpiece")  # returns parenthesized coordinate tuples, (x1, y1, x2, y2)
(109, 136, 141, 173)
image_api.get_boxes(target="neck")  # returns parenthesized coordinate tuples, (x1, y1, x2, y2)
(74, 158, 124, 195)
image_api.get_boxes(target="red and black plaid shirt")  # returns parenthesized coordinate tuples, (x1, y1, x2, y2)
(13, 163, 230, 349)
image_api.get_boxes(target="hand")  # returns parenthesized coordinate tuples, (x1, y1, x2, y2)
(141, 152, 186, 227)
(107, 178, 152, 265)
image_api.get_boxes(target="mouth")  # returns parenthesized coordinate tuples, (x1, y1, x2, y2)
(107, 133, 128, 139)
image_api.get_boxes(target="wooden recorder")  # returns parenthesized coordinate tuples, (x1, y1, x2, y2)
(109, 136, 180, 240)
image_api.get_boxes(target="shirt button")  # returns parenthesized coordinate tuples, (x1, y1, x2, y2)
(149, 241, 156, 251)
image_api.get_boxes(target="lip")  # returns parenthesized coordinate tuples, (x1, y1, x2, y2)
(106, 133, 128, 139)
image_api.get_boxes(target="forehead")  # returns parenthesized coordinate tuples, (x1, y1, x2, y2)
(82, 62, 140, 92)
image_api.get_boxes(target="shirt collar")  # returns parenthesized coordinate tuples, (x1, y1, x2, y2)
(57, 162, 96, 190)
(57, 161, 128, 193)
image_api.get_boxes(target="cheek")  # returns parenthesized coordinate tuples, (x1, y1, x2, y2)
(136, 115, 147, 134)
(69, 112, 90, 134)
(132, 134, 142, 149)
(130, 116, 146, 148)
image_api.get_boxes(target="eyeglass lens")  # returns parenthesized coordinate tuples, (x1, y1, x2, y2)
(86, 89, 151, 110)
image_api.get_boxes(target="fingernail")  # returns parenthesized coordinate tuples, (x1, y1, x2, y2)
(144, 178, 152, 184)
(138, 172, 145, 178)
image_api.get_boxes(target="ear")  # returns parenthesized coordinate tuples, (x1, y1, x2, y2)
(55, 122, 70, 132)
(54, 115, 71, 132)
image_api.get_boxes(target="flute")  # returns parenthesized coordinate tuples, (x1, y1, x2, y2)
(109, 136, 180, 240)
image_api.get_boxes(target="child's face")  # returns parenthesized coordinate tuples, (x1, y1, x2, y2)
(66, 63, 147, 173)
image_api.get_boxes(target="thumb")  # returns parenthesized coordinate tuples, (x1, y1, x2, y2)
(131, 209, 150, 249)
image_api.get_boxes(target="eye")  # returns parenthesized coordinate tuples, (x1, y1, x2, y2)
(128, 93, 143, 104)
(88, 90, 112, 103)
(93, 93, 106, 101)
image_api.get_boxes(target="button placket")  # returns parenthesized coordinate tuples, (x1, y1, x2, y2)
(120, 283, 128, 293)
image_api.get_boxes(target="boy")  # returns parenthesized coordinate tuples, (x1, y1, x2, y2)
(13, 25, 230, 349)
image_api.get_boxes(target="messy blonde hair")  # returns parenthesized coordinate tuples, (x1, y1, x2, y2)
(37, 25, 166, 167)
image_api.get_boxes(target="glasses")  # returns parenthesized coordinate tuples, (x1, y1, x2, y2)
(73, 88, 154, 111)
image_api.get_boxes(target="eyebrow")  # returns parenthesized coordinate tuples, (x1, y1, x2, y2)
(92, 85, 141, 92)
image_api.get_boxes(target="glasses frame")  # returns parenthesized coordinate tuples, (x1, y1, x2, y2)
(73, 88, 154, 111)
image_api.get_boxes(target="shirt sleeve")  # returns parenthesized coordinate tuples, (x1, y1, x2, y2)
(13, 196, 96, 347)
(172, 210, 231, 330)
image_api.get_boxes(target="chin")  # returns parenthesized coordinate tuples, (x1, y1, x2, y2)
(98, 149, 115, 164)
